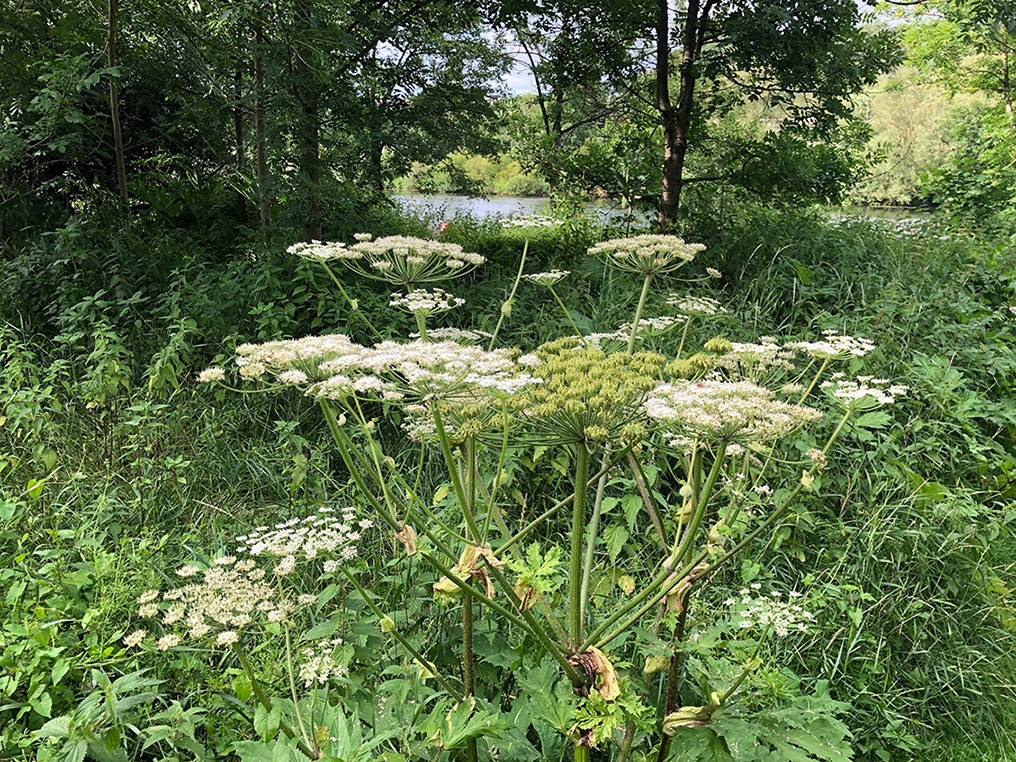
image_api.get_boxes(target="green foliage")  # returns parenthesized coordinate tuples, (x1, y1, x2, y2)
(668, 683, 852, 762)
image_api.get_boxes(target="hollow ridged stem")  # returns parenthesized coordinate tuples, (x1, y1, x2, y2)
(579, 450, 610, 628)
(581, 444, 727, 651)
(627, 273, 654, 353)
(569, 441, 590, 645)
(488, 239, 528, 350)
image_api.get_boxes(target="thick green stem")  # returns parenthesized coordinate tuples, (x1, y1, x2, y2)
(463, 594, 478, 762)
(574, 744, 591, 762)
(570, 442, 590, 645)
(675, 316, 692, 360)
(500, 446, 631, 553)
(627, 273, 654, 353)
(433, 406, 481, 541)
(582, 444, 727, 650)
(415, 312, 429, 342)
(579, 451, 609, 628)
(488, 239, 528, 350)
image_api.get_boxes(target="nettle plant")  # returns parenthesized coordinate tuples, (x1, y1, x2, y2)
(134, 234, 906, 762)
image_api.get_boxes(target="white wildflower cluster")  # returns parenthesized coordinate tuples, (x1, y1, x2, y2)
(287, 240, 354, 262)
(588, 235, 707, 276)
(577, 330, 630, 350)
(340, 235, 485, 285)
(409, 327, 492, 344)
(726, 587, 815, 637)
(197, 367, 226, 384)
(501, 214, 560, 229)
(132, 507, 371, 650)
(136, 558, 293, 647)
(821, 373, 909, 410)
(646, 380, 823, 442)
(667, 295, 727, 316)
(521, 270, 570, 286)
(233, 334, 359, 383)
(785, 330, 876, 359)
(315, 340, 540, 401)
(618, 315, 686, 338)
(711, 339, 797, 380)
(236, 506, 371, 572)
(224, 334, 540, 403)
(390, 288, 464, 315)
(298, 638, 348, 688)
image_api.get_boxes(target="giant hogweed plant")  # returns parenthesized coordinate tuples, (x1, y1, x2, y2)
(128, 234, 906, 761)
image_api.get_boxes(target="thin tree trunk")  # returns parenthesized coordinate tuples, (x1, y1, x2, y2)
(107, 0, 128, 207)
(292, 1, 323, 242)
(234, 67, 246, 170)
(254, 22, 271, 228)
(657, 0, 701, 231)
(234, 66, 248, 219)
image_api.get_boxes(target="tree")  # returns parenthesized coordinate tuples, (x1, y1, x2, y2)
(651, 0, 899, 229)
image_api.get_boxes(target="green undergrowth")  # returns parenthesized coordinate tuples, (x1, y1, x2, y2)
(1, 204, 1015, 760)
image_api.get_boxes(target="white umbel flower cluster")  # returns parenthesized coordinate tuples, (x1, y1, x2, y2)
(667, 295, 727, 316)
(315, 340, 540, 400)
(342, 235, 485, 285)
(588, 235, 706, 275)
(521, 270, 570, 286)
(822, 374, 909, 410)
(137, 557, 292, 644)
(785, 330, 876, 359)
(645, 380, 822, 442)
(133, 507, 371, 649)
(500, 214, 560, 229)
(287, 240, 355, 261)
(298, 638, 349, 688)
(236, 506, 370, 565)
(390, 288, 465, 315)
(727, 588, 815, 637)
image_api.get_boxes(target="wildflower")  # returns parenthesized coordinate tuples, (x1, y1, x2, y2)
(298, 638, 348, 688)
(343, 235, 485, 285)
(706, 267, 723, 279)
(277, 369, 309, 385)
(197, 367, 226, 383)
(390, 288, 465, 316)
(522, 270, 570, 286)
(589, 235, 707, 276)
(821, 375, 908, 410)
(216, 630, 239, 647)
(353, 233, 373, 242)
(500, 214, 560, 229)
(785, 331, 876, 359)
(242, 505, 365, 563)
(409, 327, 492, 344)
(645, 380, 822, 442)
(287, 240, 352, 261)
(156, 634, 181, 651)
(730, 589, 815, 637)
(513, 340, 665, 444)
(668, 294, 727, 316)
(123, 629, 147, 648)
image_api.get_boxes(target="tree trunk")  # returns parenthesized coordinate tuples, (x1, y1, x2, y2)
(234, 67, 246, 170)
(234, 66, 248, 219)
(107, 0, 128, 207)
(657, 0, 701, 231)
(292, 0, 323, 242)
(254, 22, 271, 228)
